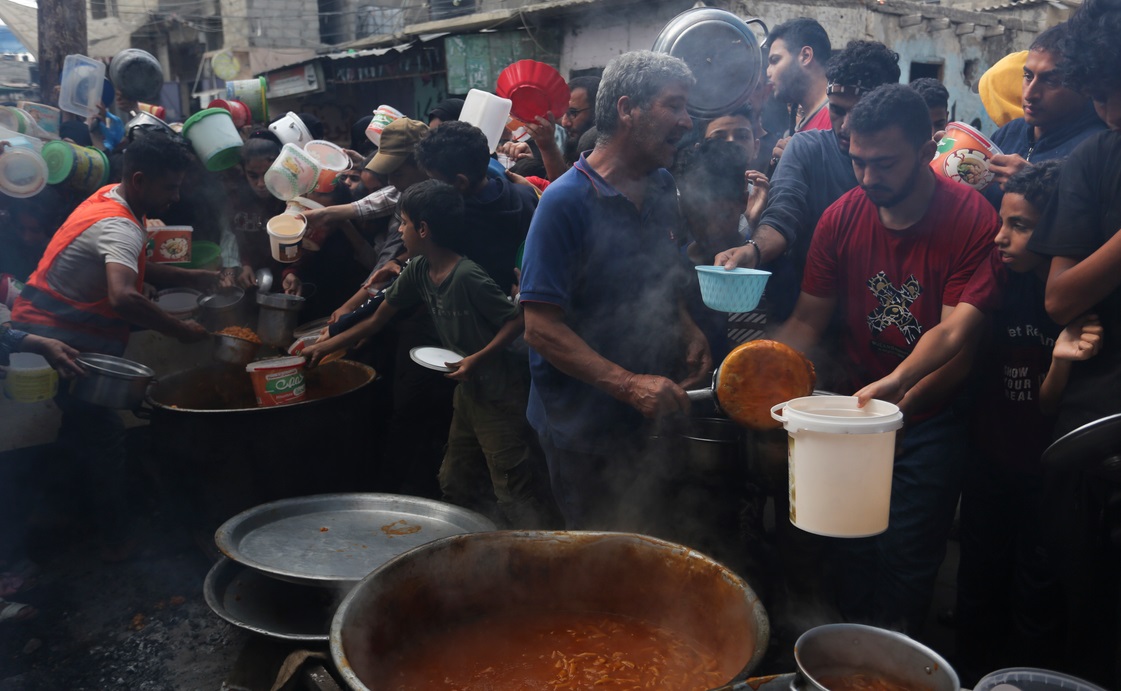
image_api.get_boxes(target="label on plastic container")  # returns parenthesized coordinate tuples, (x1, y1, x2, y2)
(264, 370, 305, 402)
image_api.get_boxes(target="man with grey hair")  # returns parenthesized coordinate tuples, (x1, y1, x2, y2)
(519, 50, 711, 531)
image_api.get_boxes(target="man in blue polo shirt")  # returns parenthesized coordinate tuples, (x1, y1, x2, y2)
(519, 51, 711, 531)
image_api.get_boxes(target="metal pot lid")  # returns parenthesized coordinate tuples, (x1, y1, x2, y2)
(198, 288, 244, 310)
(256, 291, 305, 309)
(652, 8, 766, 119)
(76, 353, 155, 379)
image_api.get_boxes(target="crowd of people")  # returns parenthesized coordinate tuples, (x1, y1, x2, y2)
(2, 0, 1120, 685)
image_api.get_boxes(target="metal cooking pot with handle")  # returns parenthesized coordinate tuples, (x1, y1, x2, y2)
(653, 8, 767, 118)
(793, 623, 960, 691)
(71, 353, 155, 409)
(331, 531, 770, 691)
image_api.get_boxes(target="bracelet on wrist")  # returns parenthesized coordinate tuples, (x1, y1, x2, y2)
(745, 238, 762, 267)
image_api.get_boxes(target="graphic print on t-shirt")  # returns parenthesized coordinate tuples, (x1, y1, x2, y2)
(866, 271, 924, 344)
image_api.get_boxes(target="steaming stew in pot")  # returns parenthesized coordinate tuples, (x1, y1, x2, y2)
(381, 609, 728, 690)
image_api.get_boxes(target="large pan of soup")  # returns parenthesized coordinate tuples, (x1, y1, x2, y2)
(794, 624, 959, 691)
(330, 531, 770, 691)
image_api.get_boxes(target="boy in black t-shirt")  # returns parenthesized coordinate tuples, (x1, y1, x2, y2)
(304, 181, 557, 528)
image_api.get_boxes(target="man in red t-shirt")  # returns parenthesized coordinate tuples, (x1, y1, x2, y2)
(776, 84, 999, 633)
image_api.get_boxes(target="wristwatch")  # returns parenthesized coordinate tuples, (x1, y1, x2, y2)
(744, 238, 762, 267)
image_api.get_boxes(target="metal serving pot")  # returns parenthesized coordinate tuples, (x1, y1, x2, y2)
(256, 292, 304, 347)
(793, 623, 959, 691)
(197, 287, 247, 332)
(331, 531, 770, 691)
(72, 353, 155, 409)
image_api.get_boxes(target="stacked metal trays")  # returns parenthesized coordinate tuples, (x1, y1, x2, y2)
(203, 493, 496, 641)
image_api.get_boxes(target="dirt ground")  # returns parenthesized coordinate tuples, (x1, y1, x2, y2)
(0, 437, 246, 690)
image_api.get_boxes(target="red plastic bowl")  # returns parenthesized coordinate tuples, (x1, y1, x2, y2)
(496, 60, 570, 124)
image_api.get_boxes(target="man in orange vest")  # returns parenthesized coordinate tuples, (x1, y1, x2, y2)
(11, 131, 214, 559)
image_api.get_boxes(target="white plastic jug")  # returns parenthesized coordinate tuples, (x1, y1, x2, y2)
(460, 89, 512, 153)
(266, 213, 307, 263)
(771, 395, 904, 538)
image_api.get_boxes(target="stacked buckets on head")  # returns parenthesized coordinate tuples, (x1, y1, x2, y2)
(182, 107, 243, 172)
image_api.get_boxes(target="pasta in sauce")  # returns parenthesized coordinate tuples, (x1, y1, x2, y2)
(380, 610, 729, 690)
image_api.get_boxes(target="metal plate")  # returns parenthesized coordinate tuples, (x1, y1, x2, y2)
(204, 557, 335, 642)
(214, 493, 497, 586)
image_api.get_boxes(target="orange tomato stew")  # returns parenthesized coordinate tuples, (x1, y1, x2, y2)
(379, 609, 728, 690)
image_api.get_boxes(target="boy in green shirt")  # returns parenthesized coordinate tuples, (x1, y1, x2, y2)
(304, 180, 555, 527)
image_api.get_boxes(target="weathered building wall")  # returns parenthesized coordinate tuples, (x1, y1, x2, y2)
(555, 0, 1043, 136)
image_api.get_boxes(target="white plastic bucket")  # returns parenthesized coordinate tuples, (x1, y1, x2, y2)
(304, 139, 350, 171)
(269, 111, 313, 147)
(771, 395, 904, 538)
(264, 142, 320, 201)
(0, 145, 48, 198)
(182, 108, 243, 171)
(266, 213, 307, 263)
(460, 89, 512, 153)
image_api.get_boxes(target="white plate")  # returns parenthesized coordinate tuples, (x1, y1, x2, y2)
(409, 346, 462, 373)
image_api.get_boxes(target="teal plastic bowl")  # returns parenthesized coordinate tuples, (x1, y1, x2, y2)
(696, 265, 771, 313)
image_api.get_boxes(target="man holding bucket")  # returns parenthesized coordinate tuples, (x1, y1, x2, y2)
(774, 84, 998, 633)
(10, 131, 213, 560)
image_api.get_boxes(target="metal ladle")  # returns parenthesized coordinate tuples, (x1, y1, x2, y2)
(255, 268, 273, 294)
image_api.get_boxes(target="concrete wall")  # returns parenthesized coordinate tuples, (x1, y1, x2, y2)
(244, 0, 322, 49)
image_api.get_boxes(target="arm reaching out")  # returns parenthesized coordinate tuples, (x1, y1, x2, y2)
(1039, 314, 1104, 415)
(855, 303, 986, 406)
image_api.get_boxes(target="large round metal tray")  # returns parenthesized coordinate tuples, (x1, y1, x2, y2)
(214, 493, 496, 586)
(204, 556, 335, 641)
(1041, 412, 1121, 478)
(652, 8, 767, 119)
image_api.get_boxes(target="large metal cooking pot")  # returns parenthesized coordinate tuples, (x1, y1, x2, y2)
(793, 623, 959, 691)
(653, 8, 767, 118)
(139, 360, 380, 532)
(331, 531, 770, 691)
(71, 353, 155, 409)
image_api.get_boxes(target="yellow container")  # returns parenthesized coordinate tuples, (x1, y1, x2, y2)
(4, 353, 59, 403)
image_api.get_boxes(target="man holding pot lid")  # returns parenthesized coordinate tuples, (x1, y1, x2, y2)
(520, 51, 711, 533)
(10, 131, 214, 560)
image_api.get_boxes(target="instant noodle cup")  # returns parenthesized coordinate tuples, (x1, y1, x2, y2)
(147, 225, 193, 263)
(365, 105, 404, 146)
(41, 140, 110, 193)
(266, 212, 307, 263)
(245, 356, 307, 407)
(930, 122, 1003, 191)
